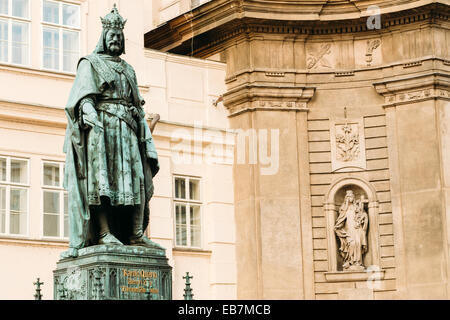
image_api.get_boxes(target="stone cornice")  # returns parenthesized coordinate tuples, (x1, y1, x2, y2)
(145, 0, 449, 57)
(373, 71, 450, 107)
(223, 83, 316, 116)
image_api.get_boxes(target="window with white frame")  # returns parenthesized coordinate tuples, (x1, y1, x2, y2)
(0, 156, 29, 236)
(173, 176, 201, 248)
(0, 0, 30, 66)
(42, 0, 80, 73)
(42, 161, 68, 239)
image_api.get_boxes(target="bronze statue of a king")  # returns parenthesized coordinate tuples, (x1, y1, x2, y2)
(62, 5, 161, 258)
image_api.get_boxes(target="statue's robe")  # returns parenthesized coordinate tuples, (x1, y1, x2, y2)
(63, 53, 159, 250)
(335, 202, 368, 268)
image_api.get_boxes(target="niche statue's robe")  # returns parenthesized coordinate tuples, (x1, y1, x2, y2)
(63, 53, 159, 251)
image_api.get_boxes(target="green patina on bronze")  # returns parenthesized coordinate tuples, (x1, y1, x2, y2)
(62, 4, 160, 257)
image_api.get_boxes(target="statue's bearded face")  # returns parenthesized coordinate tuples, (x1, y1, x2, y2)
(105, 29, 123, 56)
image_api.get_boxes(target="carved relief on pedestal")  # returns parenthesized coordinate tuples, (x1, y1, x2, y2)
(306, 43, 333, 70)
(330, 118, 366, 172)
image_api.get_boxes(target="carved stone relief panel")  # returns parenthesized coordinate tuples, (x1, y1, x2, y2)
(306, 42, 335, 70)
(355, 38, 382, 68)
(330, 118, 366, 172)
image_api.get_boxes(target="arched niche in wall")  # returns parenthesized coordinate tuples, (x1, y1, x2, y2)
(324, 177, 380, 272)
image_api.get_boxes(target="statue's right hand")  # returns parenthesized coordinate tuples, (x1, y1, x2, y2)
(83, 112, 104, 133)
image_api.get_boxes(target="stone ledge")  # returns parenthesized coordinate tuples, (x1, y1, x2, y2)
(325, 270, 385, 283)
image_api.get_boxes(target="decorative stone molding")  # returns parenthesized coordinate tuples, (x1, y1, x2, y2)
(330, 118, 366, 172)
(335, 71, 355, 77)
(223, 85, 316, 116)
(403, 61, 423, 68)
(258, 101, 306, 109)
(265, 72, 285, 77)
(374, 72, 450, 107)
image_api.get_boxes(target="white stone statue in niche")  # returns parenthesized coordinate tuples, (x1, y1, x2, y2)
(334, 190, 369, 271)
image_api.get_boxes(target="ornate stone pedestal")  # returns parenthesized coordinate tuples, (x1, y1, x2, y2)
(53, 244, 172, 300)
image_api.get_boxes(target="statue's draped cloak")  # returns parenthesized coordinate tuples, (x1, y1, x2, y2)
(335, 201, 368, 265)
(63, 54, 159, 249)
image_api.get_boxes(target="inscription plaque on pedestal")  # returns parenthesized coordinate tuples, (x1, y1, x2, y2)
(54, 245, 172, 300)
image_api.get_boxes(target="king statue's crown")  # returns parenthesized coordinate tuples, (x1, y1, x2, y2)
(100, 4, 126, 30)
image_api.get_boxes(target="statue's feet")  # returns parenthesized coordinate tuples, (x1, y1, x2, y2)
(129, 235, 163, 249)
(60, 248, 78, 259)
(99, 233, 123, 245)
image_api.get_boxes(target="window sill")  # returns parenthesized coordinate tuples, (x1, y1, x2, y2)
(0, 235, 68, 248)
(324, 270, 385, 283)
(0, 62, 76, 80)
(172, 247, 212, 256)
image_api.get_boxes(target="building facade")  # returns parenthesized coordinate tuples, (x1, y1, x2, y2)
(0, 0, 236, 300)
(146, 0, 450, 299)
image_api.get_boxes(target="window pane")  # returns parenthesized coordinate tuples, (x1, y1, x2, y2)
(44, 191, 59, 214)
(0, 19, 8, 63)
(63, 30, 78, 72)
(43, 0, 59, 24)
(189, 179, 200, 200)
(44, 213, 59, 237)
(12, 0, 29, 18)
(43, 27, 59, 70)
(0, 157, 6, 181)
(10, 159, 27, 184)
(62, 3, 79, 27)
(0, 187, 5, 233)
(11, 22, 28, 65)
(10, 188, 27, 235)
(175, 178, 186, 199)
(190, 206, 201, 247)
(43, 163, 59, 186)
(0, 0, 7, 15)
(175, 204, 187, 246)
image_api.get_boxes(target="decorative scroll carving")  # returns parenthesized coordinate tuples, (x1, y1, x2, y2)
(330, 118, 366, 172)
(366, 39, 381, 66)
(334, 190, 369, 271)
(307, 43, 332, 69)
